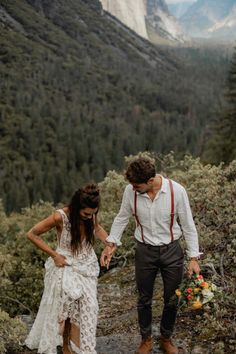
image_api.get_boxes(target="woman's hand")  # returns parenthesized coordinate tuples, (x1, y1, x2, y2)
(53, 253, 68, 267)
(27, 212, 63, 259)
(100, 245, 116, 269)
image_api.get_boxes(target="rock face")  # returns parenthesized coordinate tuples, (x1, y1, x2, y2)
(146, 0, 189, 43)
(208, 4, 236, 39)
(180, 0, 236, 39)
(100, 0, 148, 39)
(100, 0, 188, 44)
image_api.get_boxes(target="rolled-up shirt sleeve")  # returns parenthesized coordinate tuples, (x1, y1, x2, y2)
(177, 186, 201, 258)
(106, 185, 133, 246)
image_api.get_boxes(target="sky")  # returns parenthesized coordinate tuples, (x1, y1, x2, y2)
(166, 0, 196, 3)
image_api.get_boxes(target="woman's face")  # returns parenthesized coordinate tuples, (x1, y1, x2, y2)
(80, 207, 98, 220)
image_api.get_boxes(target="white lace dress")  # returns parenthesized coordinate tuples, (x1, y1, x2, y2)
(25, 209, 100, 354)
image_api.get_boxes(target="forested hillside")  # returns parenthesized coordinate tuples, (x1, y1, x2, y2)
(0, 0, 233, 212)
(205, 47, 236, 164)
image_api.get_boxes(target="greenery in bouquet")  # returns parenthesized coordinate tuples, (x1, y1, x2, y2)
(174, 274, 219, 310)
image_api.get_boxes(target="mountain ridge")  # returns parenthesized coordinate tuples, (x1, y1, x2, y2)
(100, 0, 188, 44)
(0, 0, 231, 212)
(0, 0, 186, 212)
(180, 0, 236, 39)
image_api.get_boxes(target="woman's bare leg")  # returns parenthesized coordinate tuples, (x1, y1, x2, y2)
(70, 322, 80, 348)
(63, 319, 72, 354)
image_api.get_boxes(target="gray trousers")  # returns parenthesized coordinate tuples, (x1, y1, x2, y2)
(135, 239, 184, 339)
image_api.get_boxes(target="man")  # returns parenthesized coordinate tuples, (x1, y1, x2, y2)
(101, 157, 201, 354)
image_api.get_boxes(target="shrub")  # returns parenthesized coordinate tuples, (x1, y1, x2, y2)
(0, 309, 27, 354)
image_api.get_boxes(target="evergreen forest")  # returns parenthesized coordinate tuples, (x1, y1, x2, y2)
(0, 0, 234, 212)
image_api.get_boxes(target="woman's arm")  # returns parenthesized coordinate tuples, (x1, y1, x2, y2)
(94, 218, 116, 269)
(27, 211, 68, 267)
(93, 214, 109, 243)
(94, 223, 109, 243)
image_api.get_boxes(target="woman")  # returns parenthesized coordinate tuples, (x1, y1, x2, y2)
(25, 184, 109, 354)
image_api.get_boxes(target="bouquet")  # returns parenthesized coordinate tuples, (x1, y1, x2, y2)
(174, 274, 218, 310)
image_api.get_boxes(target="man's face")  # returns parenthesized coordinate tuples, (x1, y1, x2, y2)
(132, 182, 150, 194)
(80, 207, 98, 220)
(132, 177, 155, 194)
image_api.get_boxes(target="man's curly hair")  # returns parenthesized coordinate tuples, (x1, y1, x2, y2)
(125, 157, 156, 184)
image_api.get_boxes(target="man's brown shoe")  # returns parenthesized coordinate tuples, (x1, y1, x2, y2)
(159, 335, 178, 354)
(136, 336, 153, 354)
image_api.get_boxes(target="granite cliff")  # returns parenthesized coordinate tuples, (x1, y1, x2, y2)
(100, 0, 188, 44)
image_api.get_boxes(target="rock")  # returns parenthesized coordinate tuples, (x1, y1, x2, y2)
(191, 345, 210, 354)
(99, 0, 189, 44)
(100, 0, 148, 39)
(96, 334, 189, 353)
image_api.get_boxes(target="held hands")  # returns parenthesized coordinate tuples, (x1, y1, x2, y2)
(100, 245, 116, 269)
(53, 253, 69, 267)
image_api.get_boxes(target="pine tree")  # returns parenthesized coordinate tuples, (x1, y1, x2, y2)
(205, 46, 236, 164)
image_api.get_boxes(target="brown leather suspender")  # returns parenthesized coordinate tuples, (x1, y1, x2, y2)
(168, 179, 175, 243)
(133, 178, 175, 244)
(133, 191, 146, 244)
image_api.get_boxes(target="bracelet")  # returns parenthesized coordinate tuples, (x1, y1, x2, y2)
(105, 241, 115, 248)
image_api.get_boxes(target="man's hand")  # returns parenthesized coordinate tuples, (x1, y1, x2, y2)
(100, 245, 116, 269)
(187, 259, 200, 277)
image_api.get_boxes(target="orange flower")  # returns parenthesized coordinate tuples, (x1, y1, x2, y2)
(192, 300, 203, 309)
(194, 288, 201, 294)
(200, 282, 209, 288)
(175, 289, 182, 296)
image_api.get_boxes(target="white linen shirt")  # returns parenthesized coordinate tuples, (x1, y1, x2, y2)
(106, 175, 200, 258)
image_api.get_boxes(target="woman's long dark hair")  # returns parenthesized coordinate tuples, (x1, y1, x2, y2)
(68, 184, 100, 255)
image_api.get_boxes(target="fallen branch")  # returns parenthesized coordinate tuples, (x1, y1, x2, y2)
(113, 245, 136, 267)
(219, 252, 228, 289)
(204, 262, 219, 276)
(0, 295, 33, 316)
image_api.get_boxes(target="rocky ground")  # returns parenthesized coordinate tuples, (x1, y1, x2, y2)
(95, 266, 219, 354)
(19, 265, 226, 354)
